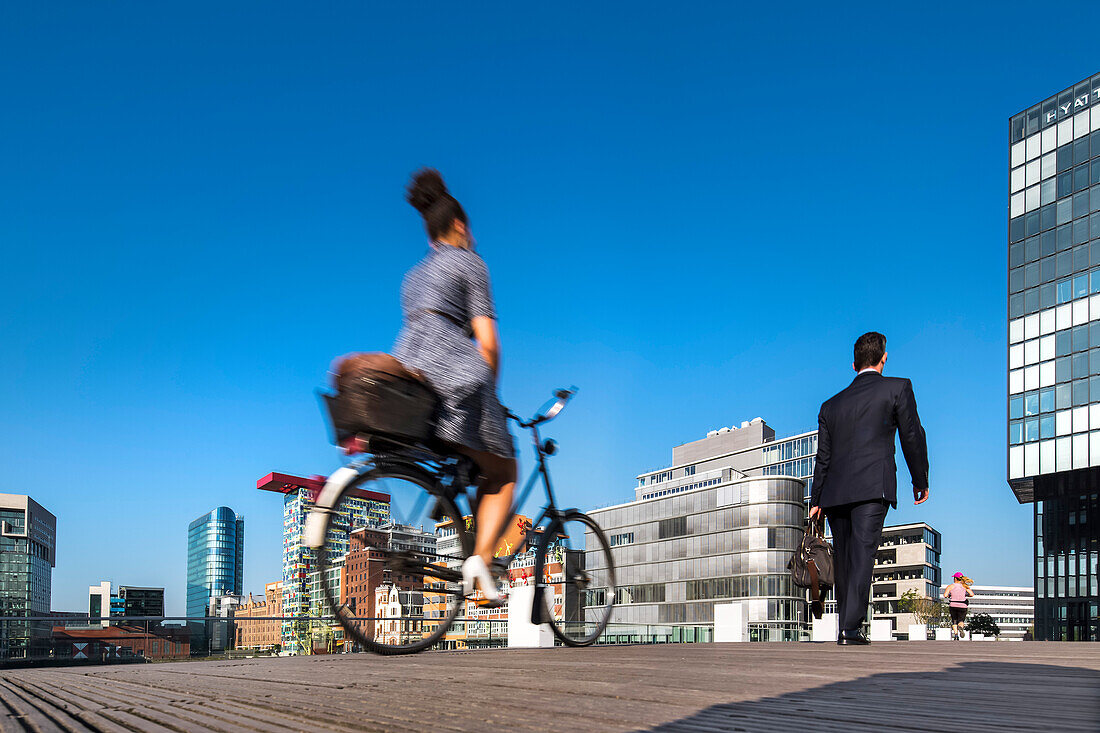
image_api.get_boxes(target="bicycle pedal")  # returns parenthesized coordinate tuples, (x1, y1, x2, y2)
(473, 598, 505, 609)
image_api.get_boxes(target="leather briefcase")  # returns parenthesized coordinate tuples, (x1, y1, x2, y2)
(788, 517, 834, 619)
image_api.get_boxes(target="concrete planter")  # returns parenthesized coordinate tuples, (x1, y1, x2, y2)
(811, 613, 838, 642)
(869, 619, 894, 641)
(907, 623, 928, 641)
(934, 627, 953, 641)
(713, 602, 747, 642)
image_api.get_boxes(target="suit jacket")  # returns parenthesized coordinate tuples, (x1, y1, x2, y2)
(809, 371, 928, 509)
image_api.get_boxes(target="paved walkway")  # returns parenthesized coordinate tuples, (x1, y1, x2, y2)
(0, 642, 1097, 732)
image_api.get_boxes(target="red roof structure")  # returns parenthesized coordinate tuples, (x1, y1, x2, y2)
(256, 471, 389, 503)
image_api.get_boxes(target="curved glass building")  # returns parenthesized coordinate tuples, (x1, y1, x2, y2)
(186, 507, 244, 620)
(588, 421, 811, 642)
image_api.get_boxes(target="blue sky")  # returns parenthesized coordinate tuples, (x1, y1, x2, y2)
(2, 3, 1097, 614)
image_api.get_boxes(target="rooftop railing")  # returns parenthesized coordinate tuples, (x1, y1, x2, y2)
(0, 615, 814, 667)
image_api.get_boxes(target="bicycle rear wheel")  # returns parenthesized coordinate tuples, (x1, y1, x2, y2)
(316, 463, 472, 655)
(534, 510, 616, 646)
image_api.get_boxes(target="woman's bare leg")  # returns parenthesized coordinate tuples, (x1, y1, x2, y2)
(474, 480, 515, 562)
(454, 445, 518, 564)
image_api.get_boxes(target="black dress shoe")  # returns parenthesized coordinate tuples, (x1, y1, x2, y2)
(836, 629, 871, 645)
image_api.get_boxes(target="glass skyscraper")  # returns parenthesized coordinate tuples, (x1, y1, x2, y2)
(1007, 73, 1100, 641)
(0, 494, 56, 659)
(186, 507, 245, 620)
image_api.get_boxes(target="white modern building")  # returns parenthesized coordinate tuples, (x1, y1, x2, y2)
(872, 523, 942, 639)
(968, 585, 1035, 640)
(591, 420, 813, 642)
(88, 581, 114, 628)
(823, 522, 942, 639)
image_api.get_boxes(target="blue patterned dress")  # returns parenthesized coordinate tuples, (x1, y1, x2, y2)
(392, 244, 515, 458)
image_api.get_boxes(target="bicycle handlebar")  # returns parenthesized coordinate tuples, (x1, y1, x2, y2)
(508, 386, 578, 428)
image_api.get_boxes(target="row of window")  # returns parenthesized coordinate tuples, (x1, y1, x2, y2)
(616, 583, 666, 604)
(761, 436, 816, 464)
(871, 567, 939, 582)
(1009, 268, 1100, 309)
(609, 532, 634, 547)
(1011, 387, 1100, 419)
(1011, 397, 1100, 443)
(684, 573, 796, 601)
(1008, 434, 1100, 478)
(1011, 154, 1100, 216)
(1011, 204, 1100, 269)
(1011, 78, 1100, 142)
(1011, 132, 1100, 194)
(762, 457, 815, 479)
(1011, 327, 1100, 372)
(1009, 298, 1100, 344)
(1009, 357, 1100, 398)
(642, 470, 675, 486)
(640, 478, 720, 500)
(1012, 183, 1100, 241)
(1010, 178, 1100, 244)
(657, 516, 688, 539)
(1009, 264, 1100, 320)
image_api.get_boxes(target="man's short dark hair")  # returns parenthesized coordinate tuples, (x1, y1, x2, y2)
(854, 332, 887, 370)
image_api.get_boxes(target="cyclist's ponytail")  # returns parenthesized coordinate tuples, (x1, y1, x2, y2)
(406, 168, 468, 241)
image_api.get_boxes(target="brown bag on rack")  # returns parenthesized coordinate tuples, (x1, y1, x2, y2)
(325, 353, 438, 444)
(787, 518, 835, 620)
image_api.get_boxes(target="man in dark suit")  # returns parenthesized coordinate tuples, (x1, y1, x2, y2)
(808, 332, 929, 645)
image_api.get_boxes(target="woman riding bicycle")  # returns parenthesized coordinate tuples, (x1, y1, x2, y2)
(392, 168, 516, 604)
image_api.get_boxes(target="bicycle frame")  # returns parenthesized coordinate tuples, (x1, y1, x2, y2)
(311, 386, 614, 650)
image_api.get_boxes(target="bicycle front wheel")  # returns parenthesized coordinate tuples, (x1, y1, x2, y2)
(534, 510, 616, 646)
(316, 463, 472, 655)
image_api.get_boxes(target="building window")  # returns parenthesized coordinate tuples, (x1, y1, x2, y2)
(658, 516, 688, 539)
(610, 532, 634, 547)
(616, 583, 665, 604)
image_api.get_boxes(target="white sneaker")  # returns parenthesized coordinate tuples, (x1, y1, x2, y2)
(461, 555, 500, 603)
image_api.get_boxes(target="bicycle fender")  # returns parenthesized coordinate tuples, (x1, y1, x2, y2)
(304, 466, 360, 549)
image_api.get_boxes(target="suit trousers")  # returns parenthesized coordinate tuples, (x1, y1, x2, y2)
(825, 499, 889, 632)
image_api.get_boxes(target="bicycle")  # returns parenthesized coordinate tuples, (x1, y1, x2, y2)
(304, 386, 617, 655)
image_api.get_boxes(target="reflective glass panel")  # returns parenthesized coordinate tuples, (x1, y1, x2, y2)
(1040, 387, 1055, 412)
(1026, 418, 1040, 441)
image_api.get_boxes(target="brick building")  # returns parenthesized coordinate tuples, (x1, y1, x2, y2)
(52, 624, 190, 662)
(233, 581, 283, 651)
(338, 527, 424, 650)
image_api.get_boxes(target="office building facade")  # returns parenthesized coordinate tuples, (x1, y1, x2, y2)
(969, 585, 1034, 640)
(592, 421, 810, 641)
(1007, 73, 1100, 641)
(186, 507, 244, 653)
(636, 419, 817, 502)
(118, 586, 165, 618)
(0, 494, 56, 659)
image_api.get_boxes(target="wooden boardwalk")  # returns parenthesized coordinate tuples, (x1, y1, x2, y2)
(0, 642, 1097, 732)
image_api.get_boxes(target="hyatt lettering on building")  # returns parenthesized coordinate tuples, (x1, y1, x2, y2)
(1006, 72, 1100, 642)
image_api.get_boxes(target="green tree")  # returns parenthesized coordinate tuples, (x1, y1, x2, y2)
(967, 613, 1001, 638)
(898, 589, 947, 626)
